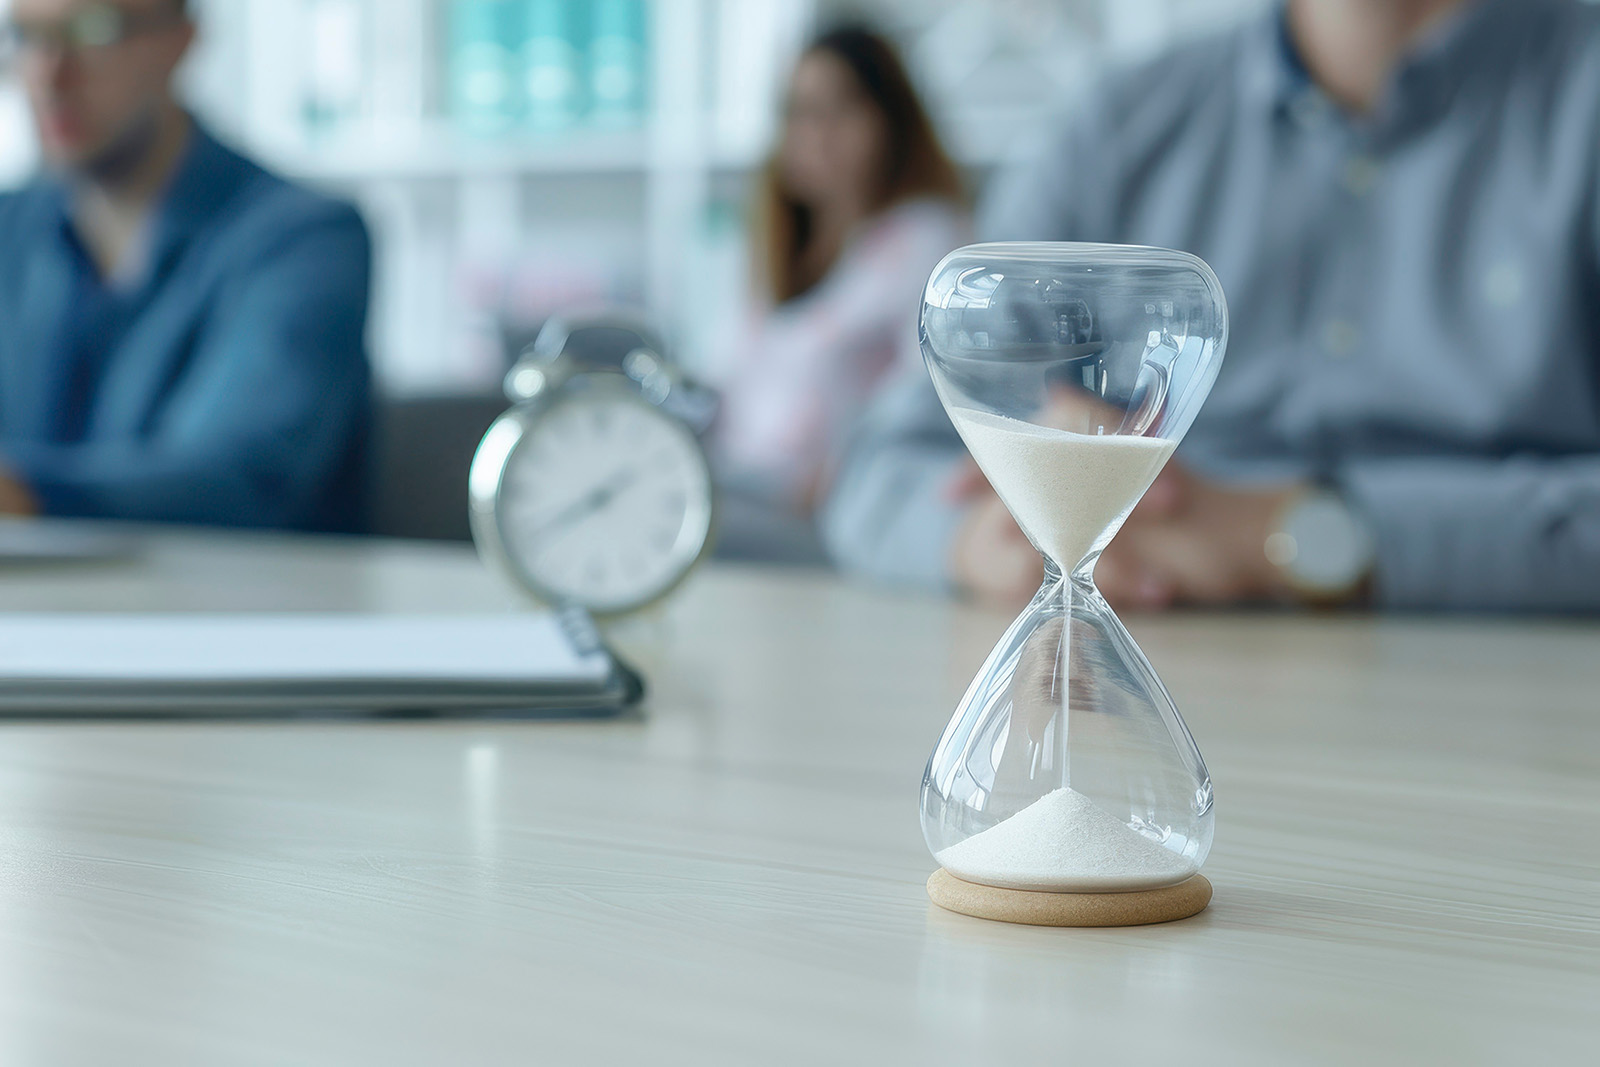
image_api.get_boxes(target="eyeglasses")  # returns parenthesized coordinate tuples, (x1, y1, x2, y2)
(0, 4, 187, 69)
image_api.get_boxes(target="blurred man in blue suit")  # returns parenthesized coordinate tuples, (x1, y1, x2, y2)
(0, 0, 371, 531)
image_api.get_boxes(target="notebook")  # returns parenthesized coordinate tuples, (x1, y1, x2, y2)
(0, 518, 138, 564)
(0, 611, 643, 717)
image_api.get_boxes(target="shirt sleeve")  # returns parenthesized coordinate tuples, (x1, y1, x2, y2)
(5, 203, 373, 530)
(1350, 88, 1600, 613)
(979, 95, 1099, 242)
(821, 368, 968, 590)
(1340, 454, 1600, 612)
(821, 109, 1097, 589)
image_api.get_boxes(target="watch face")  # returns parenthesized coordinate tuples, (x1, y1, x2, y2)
(1279, 491, 1375, 596)
(482, 390, 715, 615)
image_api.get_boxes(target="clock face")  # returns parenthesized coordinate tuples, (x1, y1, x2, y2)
(488, 391, 714, 614)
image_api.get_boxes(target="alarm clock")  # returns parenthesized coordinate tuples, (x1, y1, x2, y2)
(469, 313, 718, 617)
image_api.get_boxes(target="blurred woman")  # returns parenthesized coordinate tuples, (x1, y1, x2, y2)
(713, 25, 968, 514)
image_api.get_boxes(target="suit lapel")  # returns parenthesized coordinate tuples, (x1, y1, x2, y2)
(87, 123, 242, 439)
(90, 249, 208, 438)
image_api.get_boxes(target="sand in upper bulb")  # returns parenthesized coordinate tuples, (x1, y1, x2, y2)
(947, 408, 1177, 570)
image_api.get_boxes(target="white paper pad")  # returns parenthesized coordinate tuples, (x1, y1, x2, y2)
(0, 614, 638, 716)
(0, 519, 137, 563)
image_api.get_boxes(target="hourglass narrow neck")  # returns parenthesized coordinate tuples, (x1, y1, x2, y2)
(1041, 556, 1101, 597)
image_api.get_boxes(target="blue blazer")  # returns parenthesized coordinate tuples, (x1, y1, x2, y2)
(0, 123, 372, 532)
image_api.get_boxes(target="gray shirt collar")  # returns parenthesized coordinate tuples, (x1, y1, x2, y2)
(1242, 0, 1524, 132)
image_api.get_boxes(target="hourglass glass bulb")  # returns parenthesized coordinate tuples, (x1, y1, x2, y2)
(918, 242, 1227, 908)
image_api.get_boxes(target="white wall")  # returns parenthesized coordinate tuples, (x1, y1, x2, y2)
(0, 0, 38, 186)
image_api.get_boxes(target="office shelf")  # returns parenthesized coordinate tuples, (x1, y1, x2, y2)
(265, 126, 654, 182)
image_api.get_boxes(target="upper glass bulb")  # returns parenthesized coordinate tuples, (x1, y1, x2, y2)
(921, 242, 1227, 574)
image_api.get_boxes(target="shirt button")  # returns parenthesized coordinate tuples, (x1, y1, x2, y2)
(1342, 156, 1380, 196)
(1322, 319, 1361, 359)
(1484, 260, 1524, 308)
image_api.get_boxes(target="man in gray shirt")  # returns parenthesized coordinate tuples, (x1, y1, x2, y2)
(823, 0, 1600, 612)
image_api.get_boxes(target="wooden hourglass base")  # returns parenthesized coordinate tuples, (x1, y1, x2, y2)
(926, 868, 1212, 927)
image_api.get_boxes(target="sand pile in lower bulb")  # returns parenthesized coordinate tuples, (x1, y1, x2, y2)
(935, 787, 1197, 892)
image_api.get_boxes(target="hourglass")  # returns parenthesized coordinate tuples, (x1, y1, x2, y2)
(920, 243, 1227, 927)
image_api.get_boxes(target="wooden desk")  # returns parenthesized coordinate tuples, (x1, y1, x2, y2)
(0, 530, 1595, 1064)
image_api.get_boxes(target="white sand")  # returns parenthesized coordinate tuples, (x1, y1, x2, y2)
(948, 408, 1176, 569)
(935, 787, 1198, 892)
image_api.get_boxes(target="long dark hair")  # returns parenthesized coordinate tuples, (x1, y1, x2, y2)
(756, 24, 964, 304)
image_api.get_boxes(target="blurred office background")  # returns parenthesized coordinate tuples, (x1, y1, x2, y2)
(0, 0, 1268, 540)
(0, 0, 1269, 392)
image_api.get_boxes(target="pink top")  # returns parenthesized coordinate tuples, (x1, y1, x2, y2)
(714, 199, 969, 508)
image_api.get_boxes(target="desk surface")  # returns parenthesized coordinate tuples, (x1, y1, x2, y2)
(0, 529, 1595, 1065)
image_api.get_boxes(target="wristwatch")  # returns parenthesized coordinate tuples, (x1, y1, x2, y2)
(1265, 487, 1376, 603)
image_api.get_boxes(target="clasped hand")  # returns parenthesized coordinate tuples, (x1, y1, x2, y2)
(948, 457, 1298, 610)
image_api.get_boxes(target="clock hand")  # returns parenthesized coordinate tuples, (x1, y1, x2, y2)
(530, 466, 645, 543)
